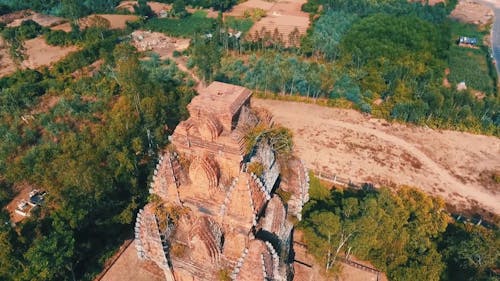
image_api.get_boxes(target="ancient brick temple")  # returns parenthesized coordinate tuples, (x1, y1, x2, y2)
(134, 82, 309, 281)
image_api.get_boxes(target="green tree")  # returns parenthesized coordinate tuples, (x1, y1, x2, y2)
(21, 217, 75, 281)
(172, 0, 188, 18)
(134, 0, 154, 18)
(440, 224, 499, 281)
(192, 37, 221, 83)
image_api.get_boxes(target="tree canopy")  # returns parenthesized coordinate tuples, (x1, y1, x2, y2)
(300, 177, 499, 281)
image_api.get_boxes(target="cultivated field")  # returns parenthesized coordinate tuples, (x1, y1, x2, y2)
(226, 0, 310, 44)
(253, 99, 500, 217)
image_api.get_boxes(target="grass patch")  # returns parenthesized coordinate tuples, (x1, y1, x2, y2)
(447, 21, 495, 93)
(225, 16, 253, 33)
(191, 9, 208, 18)
(143, 14, 216, 38)
(308, 172, 330, 200)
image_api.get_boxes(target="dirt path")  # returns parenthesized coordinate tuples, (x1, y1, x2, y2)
(253, 99, 500, 215)
(314, 118, 498, 213)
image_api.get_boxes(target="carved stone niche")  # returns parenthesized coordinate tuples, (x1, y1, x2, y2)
(198, 115, 223, 142)
(188, 217, 224, 264)
(189, 155, 220, 196)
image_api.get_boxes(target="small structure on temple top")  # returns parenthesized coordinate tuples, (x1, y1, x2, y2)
(134, 81, 309, 281)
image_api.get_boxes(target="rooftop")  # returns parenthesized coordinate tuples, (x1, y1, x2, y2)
(188, 81, 252, 117)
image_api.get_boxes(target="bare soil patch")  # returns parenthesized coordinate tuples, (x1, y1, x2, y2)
(22, 37, 79, 69)
(450, 0, 494, 26)
(100, 240, 164, 281)
(52, 14, 139, 32)
(0, 37, 79, 78)
(4, 182, 35, 224)
(339, 257, 387, 281)
(253, 98, 500, 215)
(0, 38, 17, 77)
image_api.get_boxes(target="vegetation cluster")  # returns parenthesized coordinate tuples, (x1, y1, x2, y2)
(301, 174, 500, 281)
(0, 22, 194, 280)
(204, 0, 499, 135)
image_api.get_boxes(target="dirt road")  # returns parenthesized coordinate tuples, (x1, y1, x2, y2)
(253, 99, 500, 215)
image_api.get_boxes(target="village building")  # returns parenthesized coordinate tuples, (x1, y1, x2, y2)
(134, 81, 309, 281)
(458, 36, 478, 46)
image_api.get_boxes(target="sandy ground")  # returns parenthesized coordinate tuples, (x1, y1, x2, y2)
(226, 0, 310, 44)
(253, 98, 500, 216)
(51, 14, 139, 32)
(100, 240, 164, 281)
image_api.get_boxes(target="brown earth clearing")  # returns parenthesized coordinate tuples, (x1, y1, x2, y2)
(51, 14, 139, 32)
(0, 37, 79, 78)
(253, 98, 500, 217)
(22, 37, 79, 69)
(0, 38, 17, 77)
(450, 0, 494, 26)
(4, 184, 31, 224)
(99, 241, 164, 281)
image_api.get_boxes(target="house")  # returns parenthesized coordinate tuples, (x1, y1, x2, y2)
(13, 189, 46, 218)
(458, 36, 478, 46)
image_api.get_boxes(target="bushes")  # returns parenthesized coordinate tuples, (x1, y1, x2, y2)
(44, 30, 75, 46)
(247, 161, 264, 176)
(225, 16, 253, 33)
(243, 8, 266, 21)
(0, 4, 11, 15)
